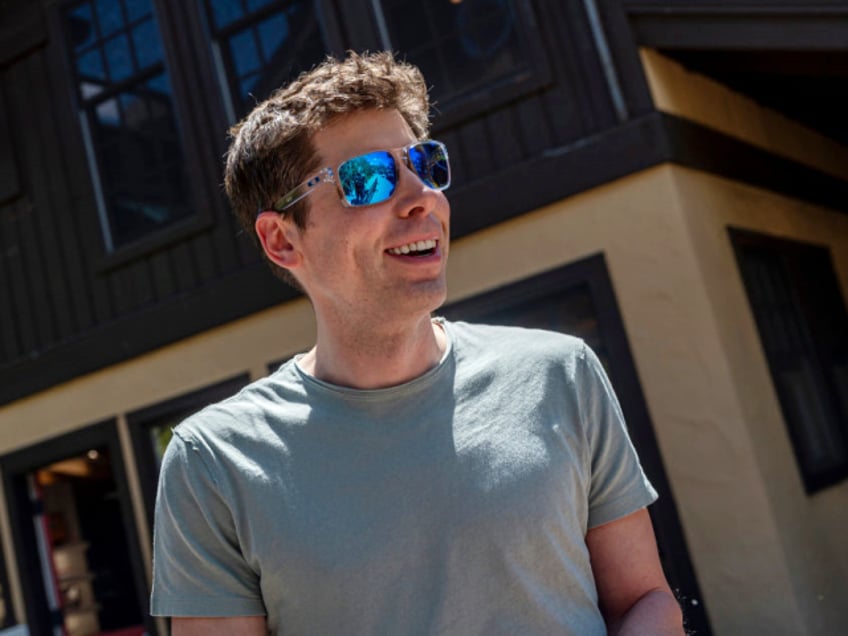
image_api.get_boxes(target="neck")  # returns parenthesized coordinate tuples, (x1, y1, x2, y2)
(300, 313, 446, 389)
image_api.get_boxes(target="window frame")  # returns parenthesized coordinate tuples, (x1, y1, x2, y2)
(365, 0, 553, 130)
(730, 228, 848, 493)
(51, 0, 233, 272)
(50, 0, 348, 272)
(199, 0, 346, 125)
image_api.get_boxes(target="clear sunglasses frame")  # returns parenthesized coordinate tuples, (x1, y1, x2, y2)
(266, 140, 450, 214)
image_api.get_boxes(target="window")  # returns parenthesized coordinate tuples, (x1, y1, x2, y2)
(731, 230, 848, 492)
(203, 0, 331, 121)
(373, 0, 550, 122)
(59, 0, 336, 258)
(62, 0, 192, 251)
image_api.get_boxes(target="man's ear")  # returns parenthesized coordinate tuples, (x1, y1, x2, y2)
(255, 211, 303, 270)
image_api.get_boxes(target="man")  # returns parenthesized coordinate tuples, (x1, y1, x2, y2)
(151, 52, 684, 635)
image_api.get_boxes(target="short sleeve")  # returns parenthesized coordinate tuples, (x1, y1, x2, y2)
(150, 428, 266, 617)
(576, 342, 658, 528)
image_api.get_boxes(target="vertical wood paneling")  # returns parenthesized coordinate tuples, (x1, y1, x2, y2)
(170, 242, 198, 292)
(190, 233, 217, 281)
(0, 88, 20, 203)
(149, 249, 177, 302)
(209, 204, 242, 275)
(562, 0, 617, 132)
(234, 218, 260, 268)
(486, 108, 527, 172)
(132, 259, 155, 308)
(5, 59, 55, 349)
(24, 52, 76, 341)
(109, 268, 135, 316)
(0, 205, 21, 361)
(457, 118, 496, 182)
(1, 200, 37, 355)
(43, 34, 99, 335)
(514, 94, 556, 157)
(89, 270, 114, 325)
(109, 258, 155, 315)
(529, 0, 602, 144)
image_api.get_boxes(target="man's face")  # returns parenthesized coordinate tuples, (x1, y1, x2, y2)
(286, 108, 451, 324)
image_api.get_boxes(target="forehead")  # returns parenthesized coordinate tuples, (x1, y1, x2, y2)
(311, 108, 416, 166)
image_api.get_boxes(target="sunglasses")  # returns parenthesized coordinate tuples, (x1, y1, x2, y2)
(269, 140, 451, 213)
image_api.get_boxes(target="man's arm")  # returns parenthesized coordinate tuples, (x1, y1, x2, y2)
(172, 616, 267, 635)
(586, 507, 684, 636)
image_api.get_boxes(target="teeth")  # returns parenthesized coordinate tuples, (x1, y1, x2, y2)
(388, 239, 437, 256)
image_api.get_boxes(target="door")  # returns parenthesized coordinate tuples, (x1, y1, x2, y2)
(1, 421, 153, 636)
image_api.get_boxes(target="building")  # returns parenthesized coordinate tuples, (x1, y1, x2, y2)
(0, 0, 846, 634)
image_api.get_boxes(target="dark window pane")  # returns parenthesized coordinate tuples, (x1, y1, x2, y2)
(67, 2, 96, 50)
(125, 0, 152, 22)
(240, 73, 260, 101)
(146, 73, 172, 95)
(96, 0, 124, 37)
(230, 30, 261, 75)
(204, 0, 328, 116)
(732, 231, 848, 492)
(381, 0, 529, 104)
(247, 0, 276, 12)
(209, 0, 246, 29)
(98, 76, 192, 246)
(63, 0, 193, 249)
(257, 12, 289, 60)
(76, 48, 106, 80)
(105, 34, 134, 81)
(132, 18, 163, 68)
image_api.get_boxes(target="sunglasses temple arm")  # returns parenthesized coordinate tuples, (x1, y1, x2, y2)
(270, 168, 335, 213)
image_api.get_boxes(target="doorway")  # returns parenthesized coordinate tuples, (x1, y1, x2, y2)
(1, 421, 152, 635)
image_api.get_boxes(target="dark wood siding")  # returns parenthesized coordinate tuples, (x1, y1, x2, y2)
(1, 0, 847, 404)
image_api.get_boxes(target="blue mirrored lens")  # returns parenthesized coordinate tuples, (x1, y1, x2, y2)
(408, 141, 450, 190)
(338, 151, 397, 206)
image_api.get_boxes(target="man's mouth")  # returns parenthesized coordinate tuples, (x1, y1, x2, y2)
(386, 239, 438, 257)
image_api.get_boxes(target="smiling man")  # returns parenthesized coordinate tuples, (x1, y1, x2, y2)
(150, 52, 684, 636)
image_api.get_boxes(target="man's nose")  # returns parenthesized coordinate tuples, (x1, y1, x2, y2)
(394, 163, 441, 218)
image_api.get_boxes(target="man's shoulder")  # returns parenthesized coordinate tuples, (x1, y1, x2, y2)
(173, 360, 304, 443)
(445, 319, 586, 360)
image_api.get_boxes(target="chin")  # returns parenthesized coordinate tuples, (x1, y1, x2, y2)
(404, 280, 447, 313)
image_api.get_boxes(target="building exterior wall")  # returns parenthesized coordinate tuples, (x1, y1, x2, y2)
(451, 164, 848, 635)
(2, 4, 846, 633)
(3, 160, 847, 632)
(670, 167, 848, 635)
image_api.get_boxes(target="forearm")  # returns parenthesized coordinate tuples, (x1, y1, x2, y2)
(608, 588, 685, 636)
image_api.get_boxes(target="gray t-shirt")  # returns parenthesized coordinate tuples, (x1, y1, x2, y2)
(151, 320, 657, 634)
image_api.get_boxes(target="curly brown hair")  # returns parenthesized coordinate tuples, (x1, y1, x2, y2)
(224, 51, 432, 287)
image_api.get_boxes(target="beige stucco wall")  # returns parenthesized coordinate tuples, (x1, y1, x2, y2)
(669, 167, 848, 635)
(1, 164, 847, 633)
(448, 166, 848, 635)
(638, 48, 848, 634)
